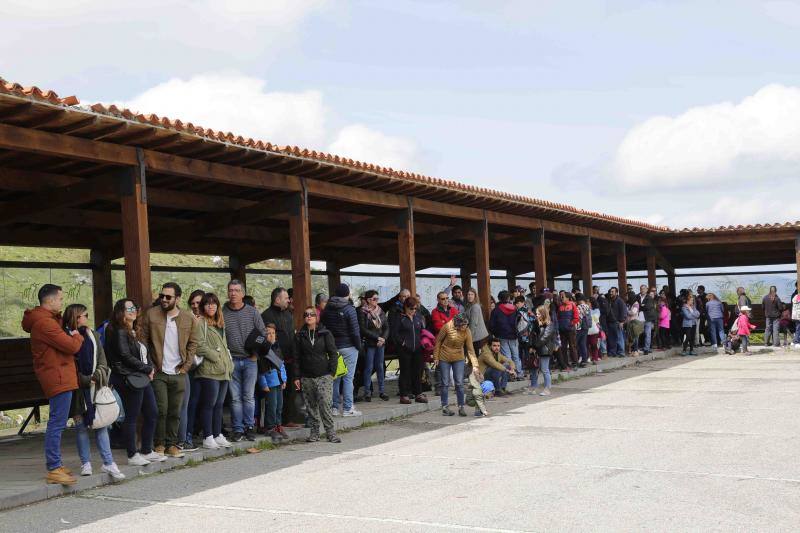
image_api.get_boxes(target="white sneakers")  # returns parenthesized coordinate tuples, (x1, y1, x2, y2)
(142, 451, 167, 463)
(214, 434, 233, 448)
(101, 463, 126, 481)
(342, 408, 362, 417)
(80, 462, 92, 476)
(202, 436, 220, 449)
(538, 388, 551, 396)
(128, 453, 150, 466)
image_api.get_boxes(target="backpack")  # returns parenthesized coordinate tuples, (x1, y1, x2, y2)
(90, 384, 121, 429)
(516, 310, 531, 341)
(580, 307, 592, 332)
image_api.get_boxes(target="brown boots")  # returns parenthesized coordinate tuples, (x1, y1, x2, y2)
(46, 466, 76, 485)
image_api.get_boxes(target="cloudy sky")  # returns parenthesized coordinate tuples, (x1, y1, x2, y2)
(3, 0, 800, 230)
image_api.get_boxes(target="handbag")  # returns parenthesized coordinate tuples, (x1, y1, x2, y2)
(334, 353, 348, 379)
(124, 372, 150, 390)
(112, 387, 125, 423)
(90, 385, 121, 429)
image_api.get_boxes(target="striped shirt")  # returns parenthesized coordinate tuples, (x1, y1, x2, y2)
(222, 303, 265, 358)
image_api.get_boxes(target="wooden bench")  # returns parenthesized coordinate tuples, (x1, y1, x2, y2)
(0, 338, 47, 434)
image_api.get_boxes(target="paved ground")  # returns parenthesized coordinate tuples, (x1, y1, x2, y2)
(2, 349, 800, 532)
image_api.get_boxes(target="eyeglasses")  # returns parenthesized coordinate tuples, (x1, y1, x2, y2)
(438, 297, 447, 300)
(159, 293, 175, 301)
(125, 306, 138, 313)
(303, 312, 316, 318)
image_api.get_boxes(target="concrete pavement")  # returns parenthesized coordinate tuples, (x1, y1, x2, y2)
(2, 348, 800, 531)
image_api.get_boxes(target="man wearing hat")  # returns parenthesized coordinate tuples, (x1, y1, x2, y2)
(321, 283, 362, 416)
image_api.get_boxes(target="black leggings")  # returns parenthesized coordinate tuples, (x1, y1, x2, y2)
(682, 326, 695, 352)
(659, 327, 671, 348)
(111, 374, 157, 458)
(398, 347, 423, 397)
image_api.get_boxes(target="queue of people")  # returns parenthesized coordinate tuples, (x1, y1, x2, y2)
(24, 277, 800, 485)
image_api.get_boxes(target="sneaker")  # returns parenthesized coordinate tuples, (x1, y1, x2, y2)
(165, 445, 185, 458)
(244, 427, 257, 441)
(230, 432, 245, 443)
(46, 467, 77, 485)
(415, 394, 428, 403)
(80, 462, 93, 476)
(101, 463, 126, 481)
(214, 435, 233, 448)
(379, 393, 389, 401)
(128, 453, 151, 467)
(202, 436, 220, 449)
(364, 395, 372, 402)
(458, 406, 467, 417)
(331, 405, 341, 416)
(539, 388, 551, 396)
(442, 407, 455, 416)
(342, 408, 362, 417)
(327, 434, 341, 443)
(474, 409, 485, 417)
(142, 451, 167, 462)
(180, 441, 199, 452)
(306, 434, 320, 443)
(154, 445, 166, 455)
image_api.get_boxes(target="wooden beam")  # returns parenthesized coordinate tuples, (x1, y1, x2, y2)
(460, 265, 472, 292)
(289, 189, 312, 329)
(796, 234, 800, 296)
(616, 242, 627, 295)
(651, 247, 674, 275)
(506, 270, 515, 292)
(475, 214, 491, 322)
(580, 236, 593, 295)
(90, 249, 112, 328)
(656, 232, 799, 247)
(397, 201, 416, 296)
(667, 272, 676, 300)
(229, 256, 247, 291)
(119, 165, 152, 308)
(646, 247, 657, 289)
(326, 260, 341, 296)
(532, 228, 547, 293)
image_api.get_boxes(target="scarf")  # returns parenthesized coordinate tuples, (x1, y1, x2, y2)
(364, 305, 383, 330)
(76, 327, 97, 424)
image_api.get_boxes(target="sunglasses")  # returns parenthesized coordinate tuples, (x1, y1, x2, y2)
(125, 306, 139, 313)
(159, 293, 175, 301)
(303, 312, 316, 318)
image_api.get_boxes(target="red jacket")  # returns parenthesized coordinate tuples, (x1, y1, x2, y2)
(21, 306, 84, 399)
(431, 305, 458, 334)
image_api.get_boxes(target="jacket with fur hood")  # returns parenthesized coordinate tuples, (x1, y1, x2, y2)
(22, 306, 84, 398)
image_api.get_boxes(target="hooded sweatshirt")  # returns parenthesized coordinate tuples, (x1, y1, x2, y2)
(488, 302, 517, 340)
(21, 307, 84, 398)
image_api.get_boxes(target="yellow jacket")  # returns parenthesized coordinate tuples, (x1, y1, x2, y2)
(433, 320, 478, 367)
(478, 344, 516, 375)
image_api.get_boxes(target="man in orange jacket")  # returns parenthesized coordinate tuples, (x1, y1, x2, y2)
(21, 284, 84, 485)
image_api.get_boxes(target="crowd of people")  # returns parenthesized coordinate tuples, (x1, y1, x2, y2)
(23, 276, 800, 485)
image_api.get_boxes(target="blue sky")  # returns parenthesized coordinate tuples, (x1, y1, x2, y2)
(3, 0, 800, 229)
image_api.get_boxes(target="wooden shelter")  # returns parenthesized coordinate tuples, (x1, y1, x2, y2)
(1, 77, 799, 414)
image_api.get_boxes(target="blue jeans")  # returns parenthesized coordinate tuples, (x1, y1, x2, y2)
(606, 324, 620, 356)
(265, 386, 283, 428)
(794, 321, 800, 344)
(198, 378, 228, 438)
(765, 317, 781, 346)
(230, 357, 258, 432)
(644, 321, 654, 352)
(708, 318, 725, 346)
(532, 356, 551, 389)
(45, 390, 72, 470)
(75, 419, 114, 466)
(439, 359, 465, 407)
(617, 325, 626, 355)
(500, 338, 522, 376)
(332, 346, 359, 411)
(363, 345, 386, 395)
(180, 373, 201, 444)
(576, 329, 588, 363)
(484, 367, 508, 392)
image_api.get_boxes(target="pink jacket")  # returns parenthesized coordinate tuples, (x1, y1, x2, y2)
(658, 304, 671, 328)
(736, 314, 756, 336)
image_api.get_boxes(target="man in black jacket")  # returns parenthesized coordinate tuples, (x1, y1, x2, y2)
(641, 287, 658, 354)
(321, 283, 362, 417)
(607, 287, 627, 357)
(261, 288, 302, 425)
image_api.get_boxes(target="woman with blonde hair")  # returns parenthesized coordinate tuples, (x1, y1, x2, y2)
(465, 287, 489, 354)
(194, 293, 234, 449)
(531, 304, 557, 396)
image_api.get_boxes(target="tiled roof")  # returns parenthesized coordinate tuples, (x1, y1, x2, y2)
(2, 76, 799, 236)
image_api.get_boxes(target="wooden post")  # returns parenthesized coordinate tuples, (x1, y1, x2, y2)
(475, 215, 491, 321)
(289, 188, 312, 330)
(571, 274, 580, 292)
(90, 249, 112, 328)
(326, 260, 341, 296)
(667, 272, 677, 300)
(616, 242, 627, 295)
(460, 265, 471, 292)
(532, 228, 547, 294)
(580, 236, 592, 294)
(397, 201, 416, 297)
(506, 270, 515, 292)
(229, 256, 247, 291)
(795, 234, 800, 295)
(119, 159, 151, 308)
(646, 247, 657, 289)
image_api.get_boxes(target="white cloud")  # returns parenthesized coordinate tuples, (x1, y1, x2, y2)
(657, 191, 800, 229)
(611, 84, 800, 189)
(328, 124, 420, 170)
(119, 73, 326, 147)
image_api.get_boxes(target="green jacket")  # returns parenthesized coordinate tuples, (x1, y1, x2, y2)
(194, 321, 233, 381)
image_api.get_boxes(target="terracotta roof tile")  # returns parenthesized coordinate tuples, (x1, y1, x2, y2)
(4, 75, 800, 236)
